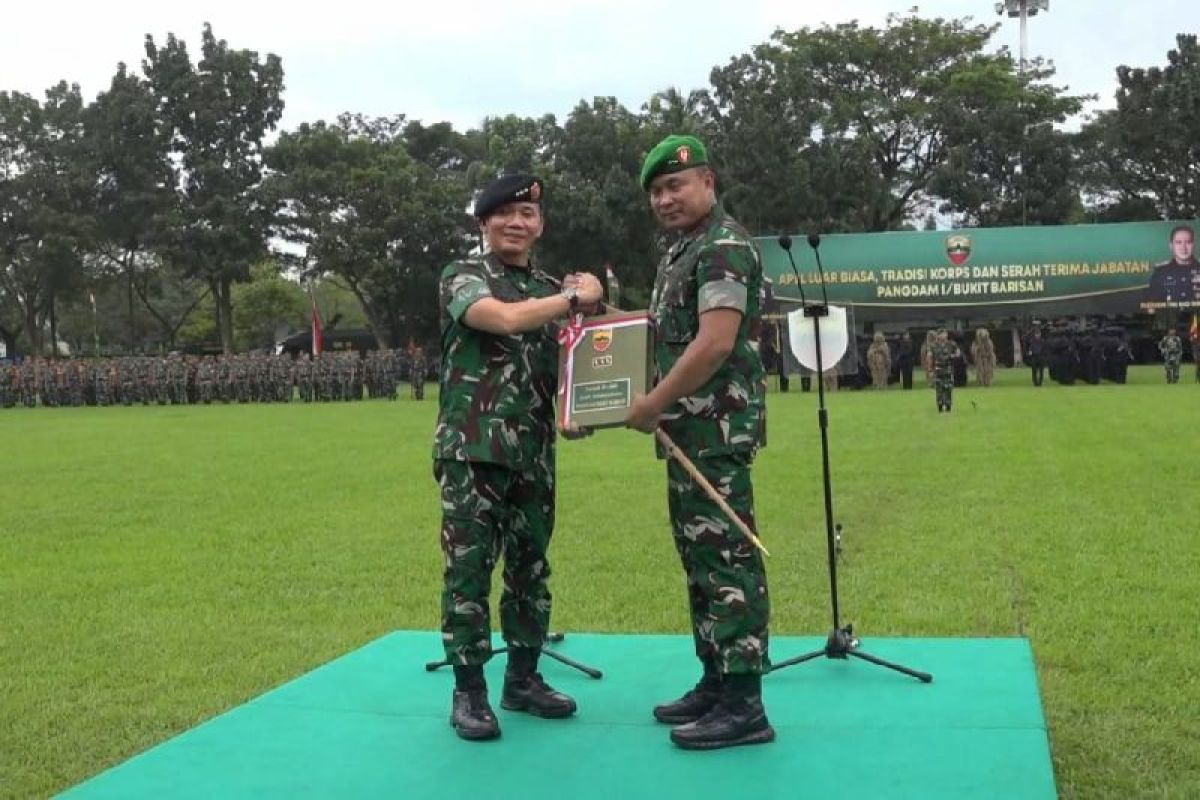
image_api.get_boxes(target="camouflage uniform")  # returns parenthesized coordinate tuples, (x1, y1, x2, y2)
(433, 252, 561, 666)
(1159, 333, 1183, 383)
(0, 364, 12, 408)
(21, 362, 38, 407)
(410, 349, 428, 400)
(929, 337, 960, 412)
(648, 202, 770, 676)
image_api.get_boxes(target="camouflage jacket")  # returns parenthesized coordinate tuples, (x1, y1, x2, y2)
(433, 252, 560, 469)
(930, 341, 960, 376)
(649, 202, 765, 460)
(1159, 335, 1183, 360)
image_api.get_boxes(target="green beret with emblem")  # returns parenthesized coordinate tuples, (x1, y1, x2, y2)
(474, 173, 544, 220)
(639, 134, 709, 190)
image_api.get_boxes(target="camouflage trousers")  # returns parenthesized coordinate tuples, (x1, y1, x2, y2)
(666, 453, 770, 675)
(934, 373, 953, 409)
(1164, 359, 1180, 383)
(411, 377, 425, 400)
(436, 458, 555, 666)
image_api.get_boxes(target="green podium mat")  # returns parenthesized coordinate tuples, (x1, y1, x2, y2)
(64, 632, 1056, 799)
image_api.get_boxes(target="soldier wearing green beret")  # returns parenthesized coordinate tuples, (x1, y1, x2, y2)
(433, 173, 604, 741)
(626, 135, 773, 750)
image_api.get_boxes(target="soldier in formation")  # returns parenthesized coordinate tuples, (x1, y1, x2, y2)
(927, 329, 962, 413)
(866, 332, 891, 389)
(0, 350, 421, 409)
(409, 346, 428, 400)
(1159, 330, 1183, 383)
(971, 329, 996, 387)
(920, 330, 937, 387)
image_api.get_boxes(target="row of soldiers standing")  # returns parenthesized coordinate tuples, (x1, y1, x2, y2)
(861, 329, 995, 390)
(0, 349, 431, 409)
(1023, 326, 1134, 386)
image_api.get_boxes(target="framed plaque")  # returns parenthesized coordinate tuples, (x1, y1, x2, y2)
(558, 310, 653, 429)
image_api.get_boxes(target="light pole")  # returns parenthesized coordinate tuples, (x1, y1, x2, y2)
(995, 0, 1049, 73)
(996, 0, 1049, 225)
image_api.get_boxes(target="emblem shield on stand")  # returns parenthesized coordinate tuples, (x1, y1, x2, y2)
(787, 305, 850, 371)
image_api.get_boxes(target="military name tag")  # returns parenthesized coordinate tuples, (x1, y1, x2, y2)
(558, 310, 653, 429)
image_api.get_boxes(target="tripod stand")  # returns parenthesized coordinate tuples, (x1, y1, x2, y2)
(425, 632, 604, 679)
(768, 235, 932, 684)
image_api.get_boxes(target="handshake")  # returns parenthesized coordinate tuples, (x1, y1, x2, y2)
(562, 272, 605, 313)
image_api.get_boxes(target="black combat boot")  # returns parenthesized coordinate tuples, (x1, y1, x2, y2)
(450, 665, 500, 741)
(669, 673, 775, 750)
(653, 660, 721, 724)
(501, 647, 577, 718)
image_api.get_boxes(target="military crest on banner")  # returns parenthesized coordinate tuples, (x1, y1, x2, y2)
(945, 235, 972, 266)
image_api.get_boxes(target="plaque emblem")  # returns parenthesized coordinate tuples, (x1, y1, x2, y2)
(945, 234, 972, 266)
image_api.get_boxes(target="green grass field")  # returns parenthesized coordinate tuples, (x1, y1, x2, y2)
(3, 366, 1199, 798)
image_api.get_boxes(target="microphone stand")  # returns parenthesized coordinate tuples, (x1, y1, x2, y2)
(425, 632, 603, 679)
(769, 233, 931, 683)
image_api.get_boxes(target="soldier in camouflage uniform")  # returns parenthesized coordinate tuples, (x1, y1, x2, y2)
(433, 174, 603, 741)
(0, 363, 12, 408)
(1192, 333, 1200, 383)
(626, 135, 773, 751)
(1159, 330, 1183, 383)
(410, 345, 428, 400)
(928, 329, 961, 412)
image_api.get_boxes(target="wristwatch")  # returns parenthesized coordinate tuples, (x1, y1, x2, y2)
(561, 285, 579, 312)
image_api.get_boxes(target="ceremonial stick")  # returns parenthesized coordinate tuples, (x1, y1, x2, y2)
(654, 428, 770, 557)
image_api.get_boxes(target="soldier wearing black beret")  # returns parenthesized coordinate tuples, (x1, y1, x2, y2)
(433, 173, 603, 741)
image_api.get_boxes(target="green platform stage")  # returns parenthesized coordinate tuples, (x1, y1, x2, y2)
(64, 632, 1056, 799)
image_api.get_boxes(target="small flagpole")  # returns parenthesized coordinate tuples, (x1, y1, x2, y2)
(89, 290, 100, 357)
(307, 284, 323, 357)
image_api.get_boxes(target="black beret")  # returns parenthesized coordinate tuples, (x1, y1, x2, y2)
(473, 174, 544, 219)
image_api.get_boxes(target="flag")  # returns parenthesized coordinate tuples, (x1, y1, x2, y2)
(309, 289, 324, 356)
(1190, 313, 1199, 342)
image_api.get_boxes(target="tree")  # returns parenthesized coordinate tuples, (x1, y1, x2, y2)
(700, 45, 821, 233)
(266, 119, 471, 348)
(0, 83, 92, 356)
(1080, 34, 1200, 220)
(931, 57, 1087, 227)
(142, 23, 284, 354)
(536, 98, 661, 291)
(86, 62, 179, 352)
(232, 261, 303, 350)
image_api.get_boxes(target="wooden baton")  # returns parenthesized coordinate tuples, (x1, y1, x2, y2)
(654, 428, 770, 557)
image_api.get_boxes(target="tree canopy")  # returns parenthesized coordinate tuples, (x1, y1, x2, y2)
(1, 17, 1194, 357)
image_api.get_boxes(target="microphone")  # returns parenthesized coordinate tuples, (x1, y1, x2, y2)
(777, 234, 807, 306)
(807, 232, 831, 306)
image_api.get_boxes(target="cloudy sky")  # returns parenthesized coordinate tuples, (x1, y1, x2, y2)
(2, 0, 1195, 132)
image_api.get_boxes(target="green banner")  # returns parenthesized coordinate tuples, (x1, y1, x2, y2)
(758, 220, 1198, 310)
